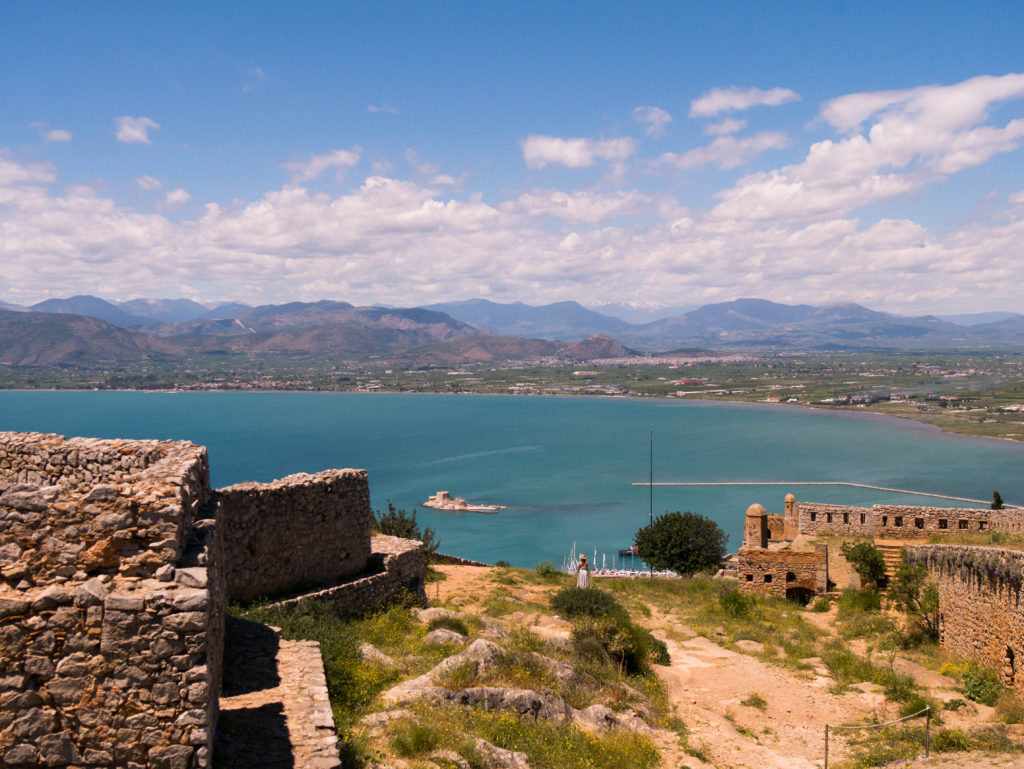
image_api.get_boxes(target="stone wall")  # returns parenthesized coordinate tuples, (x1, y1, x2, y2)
(271, 535, 426, 616)
(910, 545, 1024, 698)
(796, 500, 1024, 539)
(0, 432, 223, 769)
(218, 469, 372, 602)
(736, 544, 829, 599)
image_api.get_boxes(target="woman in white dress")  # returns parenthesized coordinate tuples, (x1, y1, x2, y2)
(576, 554, 590, 588)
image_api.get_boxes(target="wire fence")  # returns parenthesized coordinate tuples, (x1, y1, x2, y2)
(824, 706, 931, 769)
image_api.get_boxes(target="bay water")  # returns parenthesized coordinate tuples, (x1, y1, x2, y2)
(1, 391, 1021, 567)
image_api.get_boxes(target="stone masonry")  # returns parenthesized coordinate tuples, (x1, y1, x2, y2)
(0, 432, 223, 769)
(0, 431, 427, 768)
(219, 470, 372, 602)
(910, 545, 1024, 699)
(797, 500, 1024, 538)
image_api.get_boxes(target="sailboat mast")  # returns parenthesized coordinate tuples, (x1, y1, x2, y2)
(649, 426, 653, 526)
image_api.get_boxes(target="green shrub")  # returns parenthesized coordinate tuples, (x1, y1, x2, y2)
(551, 587, 628, 622)
(495, 560, 511, 567)
(810, 596, 831, 612)
(534, 560, 558, 576)
(994, 691, 1024, 724)
(840, 541, 887, 591)
(962, 663, 1002, 706)
(740, 692, 767, 711)
(933, 728, 971, 753)
(390, 718, 440, 757)
(427, 615, 470, 636)
(943, 698, 966, 711)
(374, 501, 440, 557)
(719, 589, 752, 617)
(837, 587, 881, 616)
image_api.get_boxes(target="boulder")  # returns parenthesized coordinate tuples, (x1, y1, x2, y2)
(430, 686, 571, 723)
(379, 639, 503, 705)
(473, 738, 530, 769)
(424, 628, 468, 646)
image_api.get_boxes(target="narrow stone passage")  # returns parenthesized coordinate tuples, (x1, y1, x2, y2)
(218, 617, 341, 769)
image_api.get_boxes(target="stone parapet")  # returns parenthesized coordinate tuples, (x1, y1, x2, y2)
(797, 501, 1024, 539)
(909, 545, 1024, 698)
(271, 534, 426, 615)
(218, 469, 372, 602)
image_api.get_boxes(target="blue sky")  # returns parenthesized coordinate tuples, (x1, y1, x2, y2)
(3, 1, 1024, 314)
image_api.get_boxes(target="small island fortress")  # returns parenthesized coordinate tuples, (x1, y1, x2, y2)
(423, 490, 506, 514)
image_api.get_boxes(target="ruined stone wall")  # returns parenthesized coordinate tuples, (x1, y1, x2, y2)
(797, 501, 1024, 539)
(736, 545, 829, 598)
(218, 469, 372, 602)
(910, 545, 1024, 699)
(0, 432, 222, 769)
(765, 514, 786, 543)
(272, 535, 426, 616)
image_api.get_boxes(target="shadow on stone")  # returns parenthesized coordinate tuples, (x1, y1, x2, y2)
(223, 616, 282, 695)
(217, 702, 294, 769)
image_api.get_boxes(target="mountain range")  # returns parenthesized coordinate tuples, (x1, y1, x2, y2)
(1, 295, 1023, 367)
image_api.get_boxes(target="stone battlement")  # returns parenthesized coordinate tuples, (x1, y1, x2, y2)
(0, 431, 425, 769)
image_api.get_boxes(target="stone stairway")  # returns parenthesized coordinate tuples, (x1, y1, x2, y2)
(874, 539, 906, 589)
(218, 617, 342, 769)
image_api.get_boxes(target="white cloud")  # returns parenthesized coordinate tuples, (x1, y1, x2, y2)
(116, 116, 160, 144)
(704, 118, 746, 136)
(516, 188, 649, 224)
(135, 175, 163, 191)
(690, 86, 800, 117)
(368, 104, 398, 114)
(520, 135, 637, 169)
(631, 106, 672, 137)
(660, 132, 789, 171)
(43, 129, 71, 143)
(713, 72, 1024, 222)
(158, 188, 190, 210)
(282, 147, 362, 183)
(1009, 191, 1024, 205)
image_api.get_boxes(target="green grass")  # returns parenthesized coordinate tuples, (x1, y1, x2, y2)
(740, 692, 768, 711)
(392, 702, 660, 769)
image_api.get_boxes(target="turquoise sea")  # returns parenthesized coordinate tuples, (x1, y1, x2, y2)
(1, 391, 1022, 567)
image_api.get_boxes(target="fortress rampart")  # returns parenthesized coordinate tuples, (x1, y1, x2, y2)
(219, 470, 372, 602)
(797, 501, 1024, 538)
(0, 432, 223, 769)
(0, 431, 425, 768)
(909, 545, 1024, 699)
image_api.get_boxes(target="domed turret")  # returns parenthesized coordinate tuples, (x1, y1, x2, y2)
(744, 503, 768, 548)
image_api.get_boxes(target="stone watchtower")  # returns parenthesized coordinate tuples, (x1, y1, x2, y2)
(784, 493, 799, 540)
(743, 503, 768, 549)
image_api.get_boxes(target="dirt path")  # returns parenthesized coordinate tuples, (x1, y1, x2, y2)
(428, 566, 1021, 769)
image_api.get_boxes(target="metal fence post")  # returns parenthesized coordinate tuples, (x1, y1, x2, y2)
(824, 724, 829, 769)
(925, 706, 930, 757)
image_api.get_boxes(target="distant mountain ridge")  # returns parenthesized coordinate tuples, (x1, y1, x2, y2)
(420, 299, 630, 341)
(5, 294, 1024, 367)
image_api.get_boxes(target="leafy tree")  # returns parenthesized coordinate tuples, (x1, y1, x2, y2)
(373, 501, 440, 558)
(992, 489, 1004, 510)
(841, 541, 887, 592)
(888, 551, 939, 641)
(633, 511, 727, 576)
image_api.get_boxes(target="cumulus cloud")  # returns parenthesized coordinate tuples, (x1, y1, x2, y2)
(660, 132, 790, 171)
(368, 104, 398, 114)
(158, 188, 190, 210)
(632, 106, 672, 136)
(116, 116, 160, 144)
(704, 118, 746, 136)
(1009, 190, 1024, 204)
(43, 129, 71, 143)
(712, 72, 1024, 222)
(520, 135, 637, 169)
(690, 86, 800, 117)
(516, 188, 650, 224)
(282, 147, 362, 183)
(135, 175, 163, 190)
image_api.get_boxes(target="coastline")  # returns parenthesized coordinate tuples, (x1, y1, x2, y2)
(5, 386, 1022, 450)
